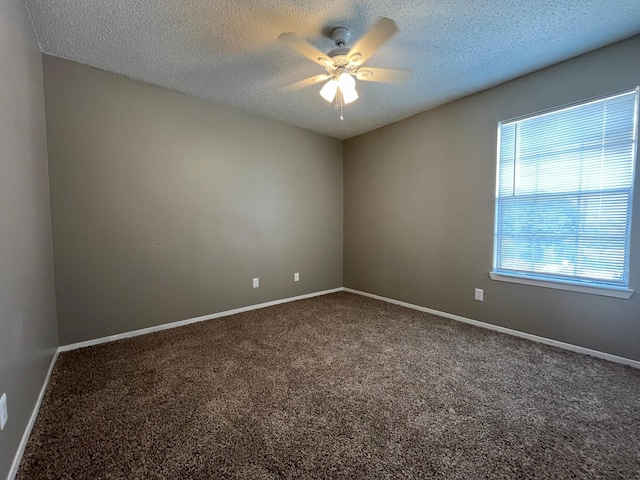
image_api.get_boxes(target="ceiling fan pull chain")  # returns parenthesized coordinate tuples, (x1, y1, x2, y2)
(336, 89, 344, 120)
(332, 90, 344, 120)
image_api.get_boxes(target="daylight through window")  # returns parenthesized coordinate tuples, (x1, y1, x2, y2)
(493, 88, 638, 291)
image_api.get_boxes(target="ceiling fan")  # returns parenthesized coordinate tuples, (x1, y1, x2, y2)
(278, 18, 411, 119)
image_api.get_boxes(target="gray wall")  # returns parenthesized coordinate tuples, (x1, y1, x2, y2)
(344, 35, 640, 361)
(0, 1, 59, 477)
(44, 56, 343, 345)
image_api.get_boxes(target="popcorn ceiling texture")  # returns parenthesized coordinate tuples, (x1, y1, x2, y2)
(25, 0, 640, 139)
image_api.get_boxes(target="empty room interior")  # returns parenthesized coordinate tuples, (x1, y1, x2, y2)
(2, 0, 640, 478)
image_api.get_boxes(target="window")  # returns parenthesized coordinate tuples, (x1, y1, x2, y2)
(492, 88, 638, 297)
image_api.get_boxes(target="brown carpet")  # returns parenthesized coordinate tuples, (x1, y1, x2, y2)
(18, 292, 640, 479)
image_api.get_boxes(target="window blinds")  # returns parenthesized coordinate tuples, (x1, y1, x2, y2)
(494, 88, 638, 288)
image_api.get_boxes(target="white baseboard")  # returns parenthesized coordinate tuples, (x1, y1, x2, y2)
(8, 286, 638, 479)
(9, 288, 343, 479)
(59, 285, 640, 365)
(344, 288, 640, 369)
(8, 349, 60, 480)
(59, 288, 344, 352)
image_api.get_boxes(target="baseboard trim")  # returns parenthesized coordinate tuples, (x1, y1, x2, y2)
(344, 288, 640, 369)
(59, 288, 344, 352)
(8, 349, 60, 480)
(8, 287, 638, 478)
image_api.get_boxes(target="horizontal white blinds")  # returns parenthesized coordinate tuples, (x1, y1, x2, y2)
(494, 88, 638, 288)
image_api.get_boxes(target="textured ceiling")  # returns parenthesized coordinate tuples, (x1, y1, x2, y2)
(25, 0, 640, 140)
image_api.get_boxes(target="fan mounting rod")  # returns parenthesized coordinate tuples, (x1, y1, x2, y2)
(331, 27, 350, 47)
(327, 27, 356, 69)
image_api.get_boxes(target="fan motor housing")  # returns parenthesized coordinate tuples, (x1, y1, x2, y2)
(327, 47, 350, 61)
(328, 28, 361, 70)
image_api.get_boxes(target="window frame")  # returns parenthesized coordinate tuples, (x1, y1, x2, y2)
(490, 88, 639, 299)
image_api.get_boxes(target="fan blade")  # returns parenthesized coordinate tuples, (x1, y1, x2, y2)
(278, 32, 334, 67)
(347, 18, 399, 66)
(281, 74, 332, 91)
(356, 67, 412, 84)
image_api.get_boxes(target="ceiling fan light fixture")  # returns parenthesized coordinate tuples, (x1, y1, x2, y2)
(319, 79, 339, 102)
(338, 71, 356, 90)
(341, 85, 359, 104)
(336, 70, 358, 104)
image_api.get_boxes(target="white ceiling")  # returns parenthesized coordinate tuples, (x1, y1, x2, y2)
(25, 0, 640, 140)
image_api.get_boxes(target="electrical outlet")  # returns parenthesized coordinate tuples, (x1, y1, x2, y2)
(474, 288, 484, 301)
(253, 278, 259, 288)
(294, 272, 300, 282)
(0, 393, 7, 430)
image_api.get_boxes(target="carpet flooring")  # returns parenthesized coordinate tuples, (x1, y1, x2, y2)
(17, 292, 640, 479)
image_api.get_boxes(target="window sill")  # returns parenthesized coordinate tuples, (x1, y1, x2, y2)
(489, 272, 633, 299)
